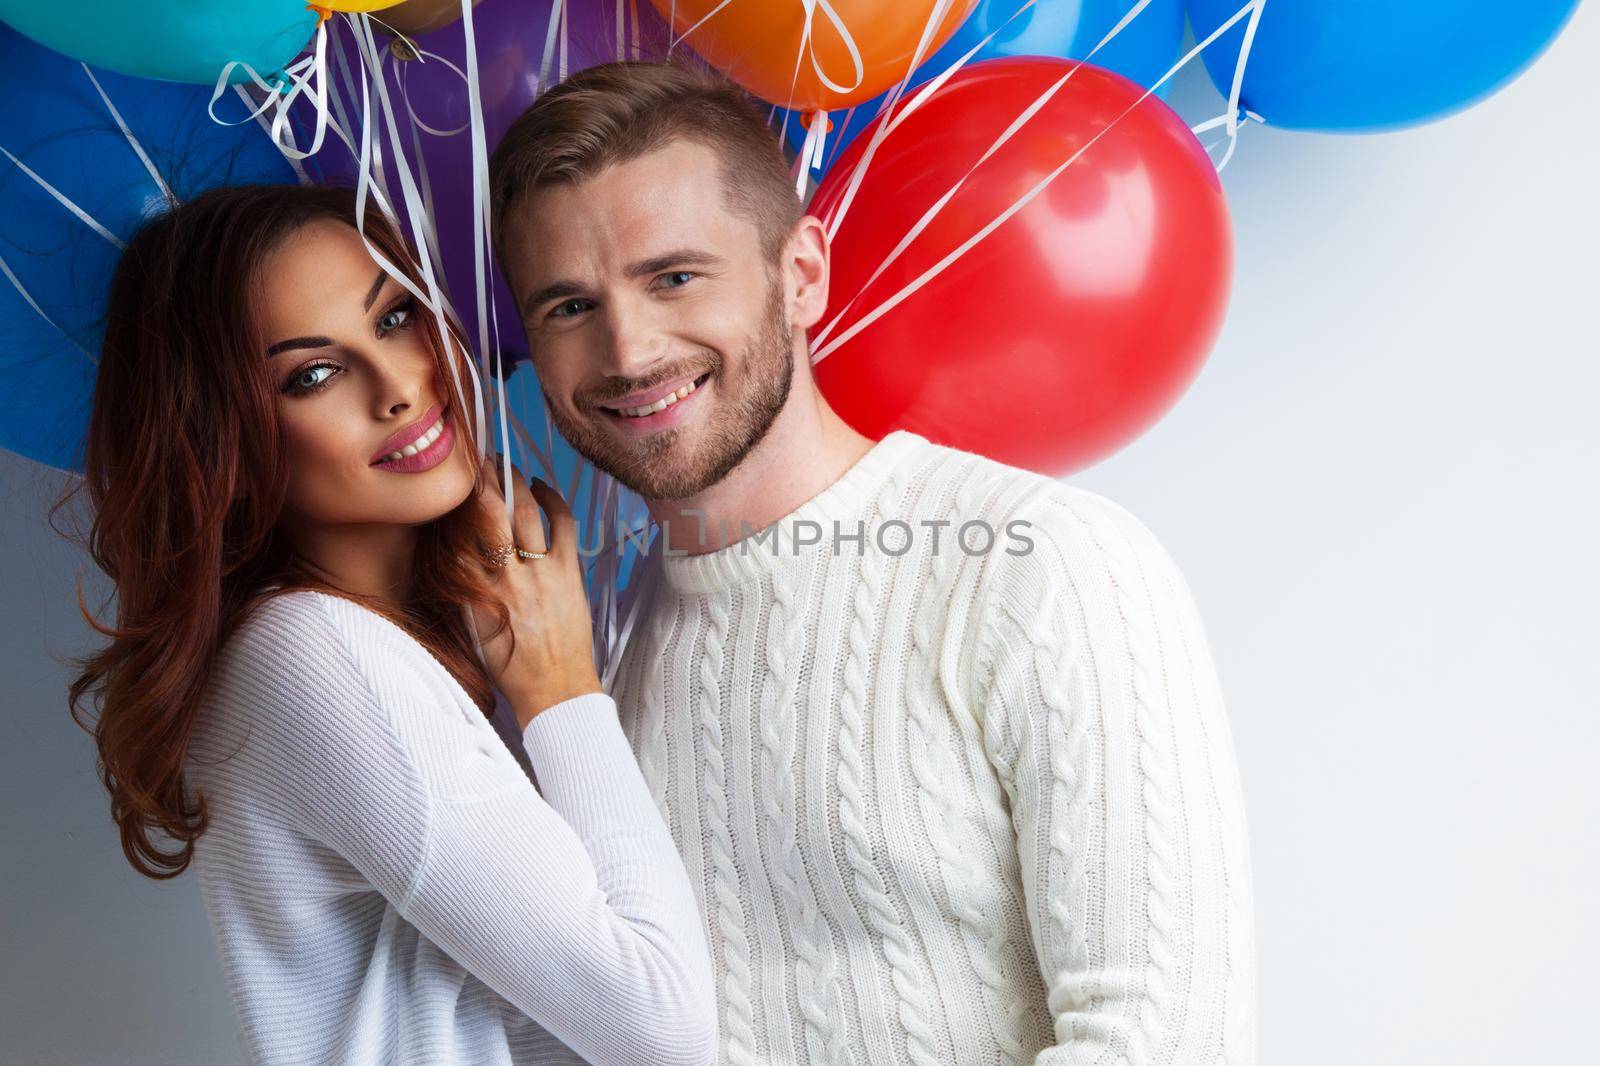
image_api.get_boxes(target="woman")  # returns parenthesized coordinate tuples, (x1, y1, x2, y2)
(56, 183, 716, 1065)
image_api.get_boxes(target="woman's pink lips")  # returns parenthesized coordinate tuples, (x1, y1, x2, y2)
(371, 408, 455, 473)
(369, 401, 444, 464)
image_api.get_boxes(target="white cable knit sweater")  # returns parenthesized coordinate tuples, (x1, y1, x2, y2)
(183, 589, 717, 1065)
(611, 429, 1257, 1065)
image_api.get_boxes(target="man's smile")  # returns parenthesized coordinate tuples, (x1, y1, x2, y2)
(596, 371, 712, 433)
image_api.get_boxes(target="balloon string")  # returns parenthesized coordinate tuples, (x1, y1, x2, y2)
(812, 0, 960, 233)
(812, 0, 1067, 348)
(1193, 0, 1267, 171)
(799, 0, 866, 97)
(326, 28, 395, 196)
(453, 0, 518, 541)
(792, 110, 828, 196)
(810, 0, 1263, 366)
(538, 0, 567, 92)
(671, 0, 736, 48)
(0, 144, 125, 250)
(81, 64, 178, 211)
(398, 45, 473, 137)
(0, 249, 95, 363)
(404, 101, 450, 292)
(207, 19, 332, 161)
(235, 84, 315, 184)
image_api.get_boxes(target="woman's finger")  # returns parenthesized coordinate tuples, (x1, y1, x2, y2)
(526, 476, 577, 558)
(474, 453, 514, 545)
(505, 460, 550, 555)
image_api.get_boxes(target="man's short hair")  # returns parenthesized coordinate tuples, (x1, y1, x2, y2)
(489, 59, 804, 265)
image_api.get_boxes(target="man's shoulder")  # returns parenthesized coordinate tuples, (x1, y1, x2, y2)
(894, 431, 1148, 546)
(896, 435, 1186, 618)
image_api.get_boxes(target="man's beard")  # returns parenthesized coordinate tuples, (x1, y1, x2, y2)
(545, 276, 794, 502)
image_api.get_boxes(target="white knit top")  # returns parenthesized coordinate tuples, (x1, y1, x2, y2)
(184, 588, 718, 1065)
(611, 429, 1257, 1065)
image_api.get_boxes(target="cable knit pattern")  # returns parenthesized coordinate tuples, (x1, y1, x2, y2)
(183, 589, 717, 1065)
(760, 562, 857, 1064)
(845, 463, 945, 1066)
(613, 430, 1256, 1065)
(696, 594, 761, 1063)
(904, 467, 1030, 1065)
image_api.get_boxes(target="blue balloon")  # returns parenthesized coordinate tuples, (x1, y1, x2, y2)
(781, 0, 1187, 174)
(1185, 0, 1584, 132)
(0, 0, 317, 85)
(0, 24, 298, 473)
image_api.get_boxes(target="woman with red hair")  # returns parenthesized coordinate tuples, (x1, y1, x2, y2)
(54, 183, 715, 1065)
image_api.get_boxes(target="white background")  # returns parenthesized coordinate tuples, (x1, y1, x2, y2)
(3, 6, 1596, 1062)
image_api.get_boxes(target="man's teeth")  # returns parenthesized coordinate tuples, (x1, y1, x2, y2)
(616, 377, 702, 418)
(381, 414, 445, 463)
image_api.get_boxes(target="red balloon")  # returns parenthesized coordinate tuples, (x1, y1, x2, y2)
(808, 56, 1233, 476)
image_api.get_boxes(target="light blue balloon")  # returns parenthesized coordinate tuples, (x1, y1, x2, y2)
(0, 24, 297, 472)
(782, 0, 1187, 173)
(1185, 0, 1584, 132)
(0, 0, 318, 85)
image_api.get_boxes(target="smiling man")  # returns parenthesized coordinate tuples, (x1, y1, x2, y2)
(489, 60, 1256, 1065)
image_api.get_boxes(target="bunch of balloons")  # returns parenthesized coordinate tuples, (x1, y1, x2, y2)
(649, 0, 1581, 473)
(0, 0, 1586, 480)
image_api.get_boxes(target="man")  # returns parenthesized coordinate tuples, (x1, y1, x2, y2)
(489, 60, 1256, 1065)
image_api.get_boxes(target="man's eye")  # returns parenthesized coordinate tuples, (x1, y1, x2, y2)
(550, 299, 593, 319)
(660, 271, 696, 288)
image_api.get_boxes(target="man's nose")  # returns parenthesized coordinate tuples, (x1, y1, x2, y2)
(598, 294, 667, 379)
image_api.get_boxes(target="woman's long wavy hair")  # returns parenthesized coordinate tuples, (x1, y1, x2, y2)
(51, 183, 514, 881)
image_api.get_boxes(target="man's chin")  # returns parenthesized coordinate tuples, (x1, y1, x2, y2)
(567, 423, 704, 501)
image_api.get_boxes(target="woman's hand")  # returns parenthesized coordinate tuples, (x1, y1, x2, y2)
(468, 453, 602, 726)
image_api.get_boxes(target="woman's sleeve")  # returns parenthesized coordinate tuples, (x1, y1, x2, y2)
(233, 594, 717, 1066)
(970, 490, 1257, 1065)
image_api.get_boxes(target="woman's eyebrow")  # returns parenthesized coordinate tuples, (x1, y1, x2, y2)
(361, 268, 388, 311)
(266, 270, 391, 357)
(266, 336, 333, 358)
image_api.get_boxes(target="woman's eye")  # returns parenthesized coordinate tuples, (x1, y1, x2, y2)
(377, 304, 412, 333)
(285, 363, 338, 396)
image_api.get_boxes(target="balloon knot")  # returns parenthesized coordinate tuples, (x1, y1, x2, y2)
(800, 110, 835, 133)
(308, 4, 334, 23)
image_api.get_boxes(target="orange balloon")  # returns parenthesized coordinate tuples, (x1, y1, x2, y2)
(650, 0, 980, 111)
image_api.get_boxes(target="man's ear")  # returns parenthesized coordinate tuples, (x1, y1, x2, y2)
(786, 215, 830, 332)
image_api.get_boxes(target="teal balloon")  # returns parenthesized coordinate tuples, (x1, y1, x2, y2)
(0, 1, 318, 85)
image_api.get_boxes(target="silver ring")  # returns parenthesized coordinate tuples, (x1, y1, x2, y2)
(516, 549, 547, 560)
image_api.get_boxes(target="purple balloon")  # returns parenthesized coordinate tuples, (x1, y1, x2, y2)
(306, 1, 673, 361)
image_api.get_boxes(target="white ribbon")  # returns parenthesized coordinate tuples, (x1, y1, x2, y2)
(0, 144, 124, 249)
(208, 19, 333, 161)
(82, 64, 178, 212)
(810, 0, 1265, 365)
(1190, 0, 1268, 171)
(0, 248, 95, 362)
(809, 0, 959, 233)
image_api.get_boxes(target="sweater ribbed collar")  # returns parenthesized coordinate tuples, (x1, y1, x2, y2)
(652, 429, 929, 595)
